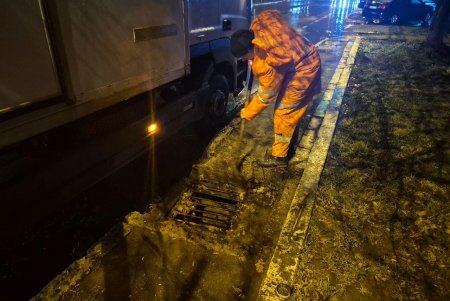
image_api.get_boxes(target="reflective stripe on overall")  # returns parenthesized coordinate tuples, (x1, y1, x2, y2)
(272, 63, 321, 158)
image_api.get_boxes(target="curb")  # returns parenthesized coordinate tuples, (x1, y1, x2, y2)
(258, 36, 361, 301)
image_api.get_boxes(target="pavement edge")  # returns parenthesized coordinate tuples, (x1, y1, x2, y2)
(258, 36, 361, 301)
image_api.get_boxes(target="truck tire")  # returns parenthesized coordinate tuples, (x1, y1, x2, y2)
(204, 74, 229, 126)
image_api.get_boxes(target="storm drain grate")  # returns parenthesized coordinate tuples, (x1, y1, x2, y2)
(171, 181, 245, 230)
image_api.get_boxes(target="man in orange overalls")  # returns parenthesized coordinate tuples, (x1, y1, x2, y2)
(231, 10, 321, 167)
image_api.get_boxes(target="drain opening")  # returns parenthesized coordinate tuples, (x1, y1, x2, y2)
(171, 181, 245, 230)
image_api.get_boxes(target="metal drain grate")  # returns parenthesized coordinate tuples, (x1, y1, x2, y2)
(171, 181, 245, 230)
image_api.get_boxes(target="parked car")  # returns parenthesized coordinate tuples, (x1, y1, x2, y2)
(362, 0, 434, 25)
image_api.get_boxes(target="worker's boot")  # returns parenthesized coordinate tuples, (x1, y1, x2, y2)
(257, 154, 287, 168)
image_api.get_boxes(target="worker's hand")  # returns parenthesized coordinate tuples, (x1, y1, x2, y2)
(240, 108, 253, 121)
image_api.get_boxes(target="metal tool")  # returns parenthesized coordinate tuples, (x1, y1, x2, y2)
(236, 60, 254, 149)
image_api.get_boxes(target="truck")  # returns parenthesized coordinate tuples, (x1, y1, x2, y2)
(1, 0, 251, 147)
(0, 0, 250, 257)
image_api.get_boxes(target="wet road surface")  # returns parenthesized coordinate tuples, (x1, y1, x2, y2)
(255, 0, 360, 42)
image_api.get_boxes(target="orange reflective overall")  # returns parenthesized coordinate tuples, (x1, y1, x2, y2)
(240, 10, 321, 158)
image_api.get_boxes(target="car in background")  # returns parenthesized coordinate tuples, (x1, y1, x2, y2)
(362, 0, 434, 25)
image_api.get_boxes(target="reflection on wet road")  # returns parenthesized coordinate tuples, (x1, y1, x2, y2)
(327, 0, 360, 36)
(255, 0, 361, 43)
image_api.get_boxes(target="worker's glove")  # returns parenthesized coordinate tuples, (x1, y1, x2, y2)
(240, 108, 253, 121)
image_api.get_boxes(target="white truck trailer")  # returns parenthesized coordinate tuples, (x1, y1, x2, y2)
(0, 0, 251, 256)
(0, 0, 250, 148)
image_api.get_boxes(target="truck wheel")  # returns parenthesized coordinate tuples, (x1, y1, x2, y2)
(206, 74, 229, 125)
